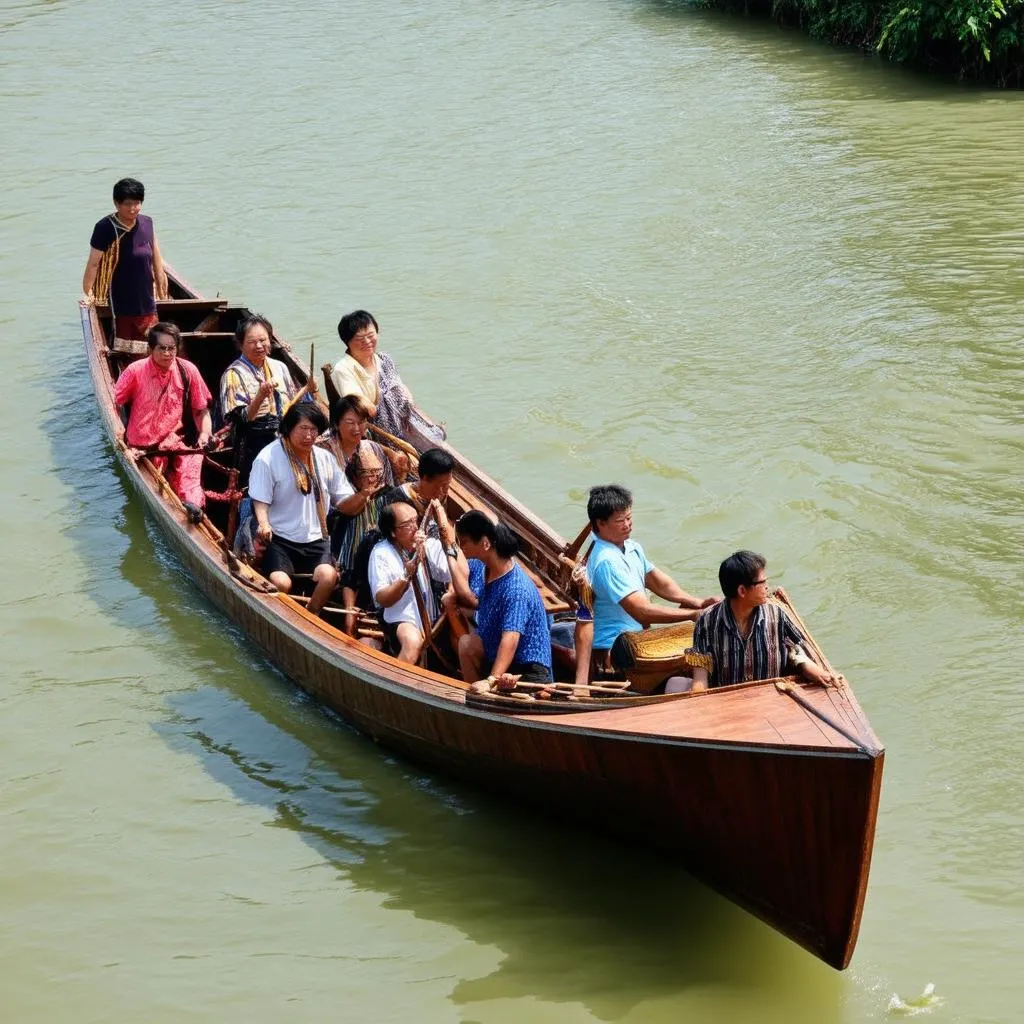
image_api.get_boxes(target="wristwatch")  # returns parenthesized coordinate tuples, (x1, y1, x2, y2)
(444, 544, 458, 559)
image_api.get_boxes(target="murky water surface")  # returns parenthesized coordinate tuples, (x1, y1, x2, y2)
(1, 1, 1021, 1021)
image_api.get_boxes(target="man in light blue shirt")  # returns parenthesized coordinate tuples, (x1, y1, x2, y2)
(574, 484, 717, 685)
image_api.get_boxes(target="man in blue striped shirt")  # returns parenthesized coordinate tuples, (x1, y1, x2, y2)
(690, 551, 839, 689)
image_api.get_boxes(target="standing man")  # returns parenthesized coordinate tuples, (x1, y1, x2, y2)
(689, 551, 840, 690)
(574, 484, 717, 685)
(82, 177, 168, 339)
(113, 322, 212, 524)
(249, 403, 355, 617)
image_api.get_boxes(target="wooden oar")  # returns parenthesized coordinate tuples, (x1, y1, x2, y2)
(775, 681, 878, 755)
(563, 521, 593, 562)
(509, 679, 633, 696)
(772, 587, 840, 682)
(366, 422, 420, 462)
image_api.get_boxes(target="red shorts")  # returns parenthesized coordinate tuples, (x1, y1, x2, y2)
(115, 312, 159, 341)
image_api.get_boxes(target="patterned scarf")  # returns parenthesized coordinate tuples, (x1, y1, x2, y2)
(280, 438, 328, 539)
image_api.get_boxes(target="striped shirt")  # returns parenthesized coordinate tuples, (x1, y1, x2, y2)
(691, 600, 805, 688)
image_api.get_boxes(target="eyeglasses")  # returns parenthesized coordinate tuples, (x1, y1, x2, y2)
(748, 578, 769, 588)
(292, 424, 320, 435)
(350, 333, 376, 346)
(394, 519, 418, 531)
(153, 343, 177, 353)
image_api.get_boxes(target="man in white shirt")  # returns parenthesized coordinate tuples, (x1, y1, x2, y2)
(249, 403, 355, 616)
(368, 500, 465, 664)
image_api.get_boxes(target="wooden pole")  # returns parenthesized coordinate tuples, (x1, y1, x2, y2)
(775, 681, 878, 755)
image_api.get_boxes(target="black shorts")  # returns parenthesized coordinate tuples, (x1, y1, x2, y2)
(487, 659, 551, 683)
(263, 536, 332, 577)
(381, 617, 404, 655)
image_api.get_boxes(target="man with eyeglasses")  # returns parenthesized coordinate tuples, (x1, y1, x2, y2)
(113, 321, 212, 523)
(689, 550, 839, 689)
(368, 499, 466, 664)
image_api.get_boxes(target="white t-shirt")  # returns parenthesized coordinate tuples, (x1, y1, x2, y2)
(249, 440, 354, 543)
(368, 537, 451, 627)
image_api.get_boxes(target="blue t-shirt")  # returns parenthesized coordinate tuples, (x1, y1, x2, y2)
(587, 536, 653, 649)
(468, 559, 485, 601)
(474, 562, 552, 670)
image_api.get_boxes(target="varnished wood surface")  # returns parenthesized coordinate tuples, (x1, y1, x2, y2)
(80, 266, 884, 971)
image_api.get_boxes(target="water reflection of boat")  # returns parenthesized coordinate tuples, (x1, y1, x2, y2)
(81, 266, 883, 969)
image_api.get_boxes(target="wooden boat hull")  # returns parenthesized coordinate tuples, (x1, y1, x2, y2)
(80, 276, 883, 970)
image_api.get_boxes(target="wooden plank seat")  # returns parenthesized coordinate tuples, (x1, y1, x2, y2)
(156, 297, 228, 318)
(108, 337, 149, 356)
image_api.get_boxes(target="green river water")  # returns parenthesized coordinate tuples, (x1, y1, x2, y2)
(1, 1, 1021, 1021)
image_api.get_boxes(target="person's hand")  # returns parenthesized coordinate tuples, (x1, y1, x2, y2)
(306, 376, 319, 396)
(155, 274, 169, 301)
(257, 380, 276, 401)
(493, 673, 520, 693)
(699, 596, 720, 609)
(440, 589, 458, 613)
(256, 522, 273, 544)
(79, 291, 95, 308)
(403, 554, 419, 581)
(197, 432, 211, 450)
(126, 447, 144, 463)
(431, 500, 455, 547)
(802, 662, 842, 688)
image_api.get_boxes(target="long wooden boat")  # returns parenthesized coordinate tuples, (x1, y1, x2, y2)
(80, 268, 883, 969)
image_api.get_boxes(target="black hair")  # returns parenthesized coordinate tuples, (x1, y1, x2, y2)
(587, 484, 632, 529)
(146, 321, 180, 349)
(718, 550, 767, 599)
(234, 313, 274, 349)
(418, 447, 454, 480)
(279, 401, 328, 437)
(113, 178, 145, 203)
(330, 394, 370, 429)
(454, 510, 521, 558)
(378, 498, 418, 540)
(337, 310, 379, 348)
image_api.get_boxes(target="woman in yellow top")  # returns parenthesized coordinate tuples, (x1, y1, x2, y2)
(329, 310, 416, 440)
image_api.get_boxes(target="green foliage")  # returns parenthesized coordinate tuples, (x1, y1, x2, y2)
(700, 0, 1024, 84)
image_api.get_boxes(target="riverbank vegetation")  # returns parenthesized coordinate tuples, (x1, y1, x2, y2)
(699, 0, 1024, 85)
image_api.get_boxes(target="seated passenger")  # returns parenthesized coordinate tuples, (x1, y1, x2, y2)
(321, 395, 402, 486)
(114, 321, 212, 524)
(452, 511, 552, 685)
(331, 445, 389, 635)
(689, 551, 840, 690)
(219, 313, 316, 486)
(330, 310, 415, 439)
(368, 501, 464, 664)
(378, 447, 454, 537)
(574, 484, 717, 686)
(248, 403, 354, 616)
